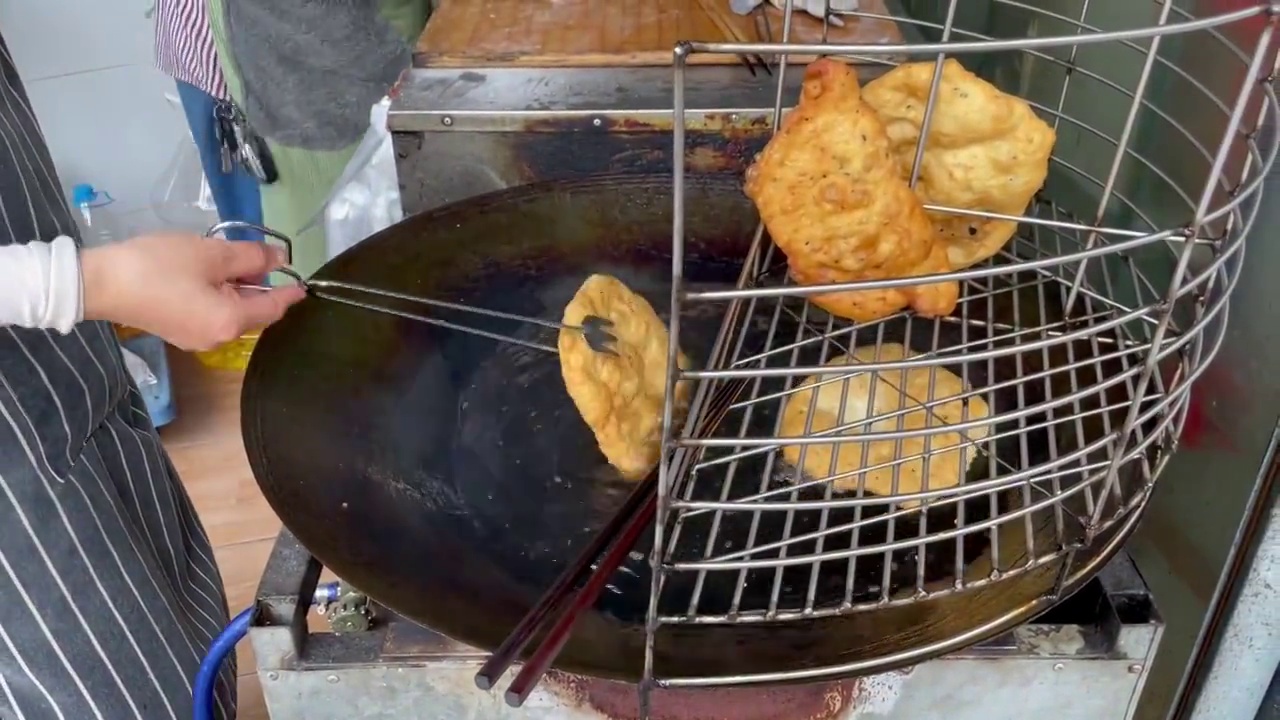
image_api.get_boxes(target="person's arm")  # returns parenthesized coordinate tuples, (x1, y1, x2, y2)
(0, 233, 305, 350)
(0, 235, 82, 334)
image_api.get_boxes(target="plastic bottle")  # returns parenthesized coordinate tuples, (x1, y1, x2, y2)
(70, 182, 179, 427)
(71, 183, 123, 248)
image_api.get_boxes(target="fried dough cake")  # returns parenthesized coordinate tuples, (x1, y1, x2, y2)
(863, 59, 1056, 269)
(788, 241, 957, 323)
(778, 344, 991, 509)
(744, 58, 959, 323)
(559, 274, 691, 481)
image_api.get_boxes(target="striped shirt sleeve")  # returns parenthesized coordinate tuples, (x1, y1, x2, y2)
(154, 0, 228, 100)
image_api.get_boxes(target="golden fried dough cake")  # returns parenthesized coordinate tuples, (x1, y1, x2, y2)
(787, 260, 912, 324)
(743, 58, 959, 323)
(559, 274, 690, 481)
(863, 59, 1056, 269)
(779, 344, 990, 508)
(789, 242, 959, 323)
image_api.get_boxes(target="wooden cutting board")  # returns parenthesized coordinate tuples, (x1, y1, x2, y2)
(415, 0, 903, 68)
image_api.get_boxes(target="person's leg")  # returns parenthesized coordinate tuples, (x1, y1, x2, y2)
(174, 79, 264, 243)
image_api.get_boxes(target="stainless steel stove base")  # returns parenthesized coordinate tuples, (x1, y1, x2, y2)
(249, 529, 1162, 720)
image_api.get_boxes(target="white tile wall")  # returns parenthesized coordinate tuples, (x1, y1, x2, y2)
(0, 0, 188, 235)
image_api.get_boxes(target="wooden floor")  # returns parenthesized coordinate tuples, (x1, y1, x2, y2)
(160, 349, 276, 720)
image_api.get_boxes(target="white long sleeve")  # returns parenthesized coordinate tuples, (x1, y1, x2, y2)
(0, 235, 84, 334)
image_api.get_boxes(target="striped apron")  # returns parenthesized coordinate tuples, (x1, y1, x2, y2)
(0, 34, 236, 720)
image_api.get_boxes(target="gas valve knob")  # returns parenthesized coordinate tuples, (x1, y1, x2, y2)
(325, 583, 372, 634)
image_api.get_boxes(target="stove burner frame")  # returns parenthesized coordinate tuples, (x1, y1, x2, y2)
(249, 528, 1162, 720)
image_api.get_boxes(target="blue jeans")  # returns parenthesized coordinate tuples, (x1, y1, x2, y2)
(175, 80, 263, 242)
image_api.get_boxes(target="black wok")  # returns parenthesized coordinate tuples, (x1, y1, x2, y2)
(242, 173, 1145, 683)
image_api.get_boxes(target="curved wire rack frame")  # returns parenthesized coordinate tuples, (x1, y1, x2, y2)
(644, 0, 1280, 700)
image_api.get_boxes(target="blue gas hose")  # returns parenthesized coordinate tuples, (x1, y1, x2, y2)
(192, 607, 252, 720)
(194, 582, 342, 720)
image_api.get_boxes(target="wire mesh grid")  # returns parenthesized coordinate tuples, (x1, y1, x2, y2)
(642, 0, 1279, 696)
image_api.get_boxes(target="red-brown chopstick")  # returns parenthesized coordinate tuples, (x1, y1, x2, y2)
(504, 481, 658, 707)
(479, 378, 748, 705)
(473, 472, 658, 690)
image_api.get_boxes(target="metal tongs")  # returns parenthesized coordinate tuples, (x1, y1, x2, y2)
(211, 221, 619, 355)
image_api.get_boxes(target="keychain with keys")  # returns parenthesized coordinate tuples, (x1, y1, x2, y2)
(230, 107, 279, 185)
(213, 101, 240, 175)
(212, 100, 278, 185)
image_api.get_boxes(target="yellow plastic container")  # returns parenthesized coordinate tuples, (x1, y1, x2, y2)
(113, 324, 144, 342)
(115, 324, 259, 371)
(193, 332, 261, 371)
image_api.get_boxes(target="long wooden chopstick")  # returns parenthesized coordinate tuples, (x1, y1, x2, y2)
(481, 377, 749, 705)
(504, 481, 659, 706)
(473, 469, 658, 690)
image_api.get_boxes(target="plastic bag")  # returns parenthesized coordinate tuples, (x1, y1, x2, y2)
(730, 0, 859, 24)
(306, 96, 403, 260)
(151, 93, 221, 233)
(120, 346, 158, 389)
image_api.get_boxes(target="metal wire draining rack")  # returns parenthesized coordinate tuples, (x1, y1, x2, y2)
(642, 0, 1280, 703)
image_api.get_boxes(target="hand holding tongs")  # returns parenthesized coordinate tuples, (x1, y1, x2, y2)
(211, 221, 620, 355)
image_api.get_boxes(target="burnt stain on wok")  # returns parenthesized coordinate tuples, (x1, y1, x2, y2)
(515, 113, 772, 180)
